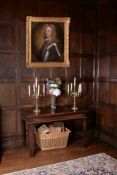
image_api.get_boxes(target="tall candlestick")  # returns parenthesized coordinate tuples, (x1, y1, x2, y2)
(28, 79, 41, 114)
(28, 85, 31, 96)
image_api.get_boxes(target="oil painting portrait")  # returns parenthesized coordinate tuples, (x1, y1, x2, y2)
(26, 17, 70, 67)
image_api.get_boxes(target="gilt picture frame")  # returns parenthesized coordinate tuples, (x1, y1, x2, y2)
(26, 16, 70, 68)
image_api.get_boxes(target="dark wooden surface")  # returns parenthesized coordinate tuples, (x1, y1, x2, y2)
(20, 106, 89, 157)
(0, 140, 117, 174)
(20, 106, 89, 123)
(96, 0, 117, 147)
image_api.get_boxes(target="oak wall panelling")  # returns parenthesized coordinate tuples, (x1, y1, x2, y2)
(0, 0, 96, 149)
(110, 29, 117, 53)
(96, 0, 117, 147)
(109, 55, 117, 78)
(97, 56, 109, 78)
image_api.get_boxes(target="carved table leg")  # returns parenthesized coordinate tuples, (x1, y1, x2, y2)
(21, 119, 26, 146)
(83, 119, 87, 138)
(81, 118, 88, 147)
(28, 124, 36, 157)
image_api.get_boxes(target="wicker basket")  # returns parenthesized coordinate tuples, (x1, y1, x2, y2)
(35, 128, 71, 151)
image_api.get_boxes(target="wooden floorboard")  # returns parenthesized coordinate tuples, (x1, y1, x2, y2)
(0, 139, 117, 174)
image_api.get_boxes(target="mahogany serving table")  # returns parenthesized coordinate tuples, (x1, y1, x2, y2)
(19, 106, 90, 157)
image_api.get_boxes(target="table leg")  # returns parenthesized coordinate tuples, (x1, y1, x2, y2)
(21, 119, 26, 146)
(28, 124, 36, 157)
(81, 118, 88, 147)
(83, 119, 87, 138)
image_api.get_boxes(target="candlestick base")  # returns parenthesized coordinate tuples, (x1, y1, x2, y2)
(33, 108, 40, 114)
(71, 105, 78, 112)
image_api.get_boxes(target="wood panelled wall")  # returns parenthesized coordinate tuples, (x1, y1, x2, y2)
(96, 0, 117, 147)
(0, 0, 96, 149)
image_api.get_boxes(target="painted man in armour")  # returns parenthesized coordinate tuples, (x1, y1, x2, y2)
(39, 24, 61, 62)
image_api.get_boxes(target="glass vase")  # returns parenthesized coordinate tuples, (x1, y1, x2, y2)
(51, 94, 56, 111)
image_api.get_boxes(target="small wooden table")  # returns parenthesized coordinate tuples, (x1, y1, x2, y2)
(19, 106, 90, 157)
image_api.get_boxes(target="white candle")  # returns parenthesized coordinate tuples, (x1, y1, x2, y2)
(78, 83, 82, 94)
(33, 84, 35, 93)
(70, 83, 73, 92)
(43, 84, 45, 94)
(28, 85, 31, 96)
(67, 83, 70, 95)
(35, 77, 38, 88)
(74, 77, 76, 87)
(38, 84, 40, 94)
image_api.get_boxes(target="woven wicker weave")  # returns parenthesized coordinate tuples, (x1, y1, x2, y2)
(36, 128, 71, 151)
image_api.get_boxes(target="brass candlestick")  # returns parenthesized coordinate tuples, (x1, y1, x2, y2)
(67, 78, 82, 112)
(28, 78, 42, 115)
(32, 92, 40, 114)
(71, 91, 78, 111)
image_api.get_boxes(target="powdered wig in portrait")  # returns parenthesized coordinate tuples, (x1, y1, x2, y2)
(42, 24, 59, 43)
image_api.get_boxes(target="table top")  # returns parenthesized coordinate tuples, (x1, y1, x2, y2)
(19, 105, 90, 124)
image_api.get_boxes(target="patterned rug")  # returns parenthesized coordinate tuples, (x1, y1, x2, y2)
(4, 153, 117, 175)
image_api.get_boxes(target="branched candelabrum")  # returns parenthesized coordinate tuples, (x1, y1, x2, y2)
(28, 78, 46, 115)
(67, 77, 82, 112)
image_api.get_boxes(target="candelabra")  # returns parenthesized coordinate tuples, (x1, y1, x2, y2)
(28, 78, 46, 115)
(67, 77, 82, 112)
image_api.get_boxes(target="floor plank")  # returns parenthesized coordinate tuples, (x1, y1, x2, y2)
(0, 140, 117, 174)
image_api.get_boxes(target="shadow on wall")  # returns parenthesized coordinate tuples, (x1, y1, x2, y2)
(0, 106, 3, 162)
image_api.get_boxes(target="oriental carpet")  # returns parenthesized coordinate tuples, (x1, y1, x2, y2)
(3, 153, 117, 175)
